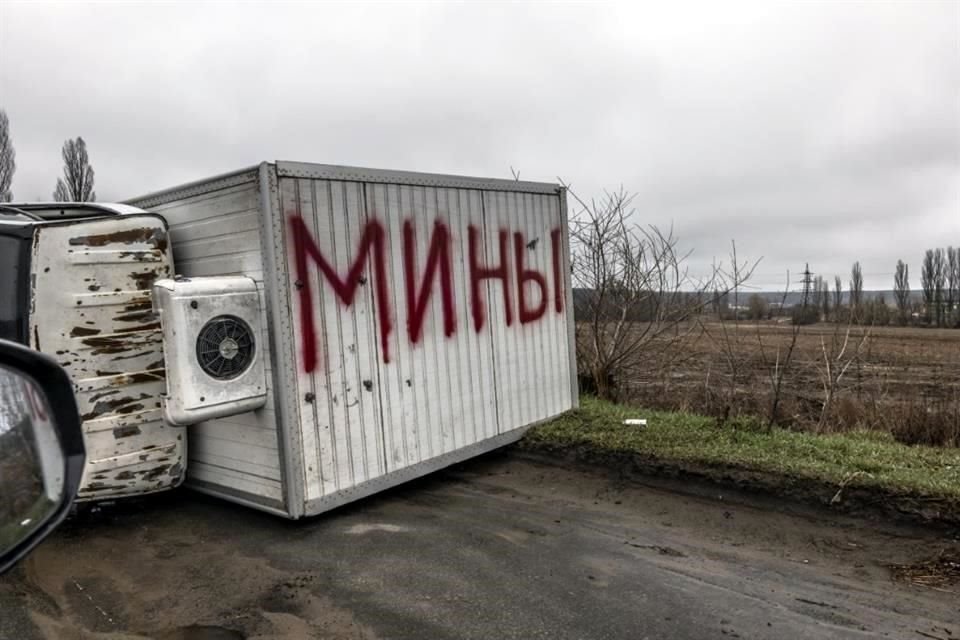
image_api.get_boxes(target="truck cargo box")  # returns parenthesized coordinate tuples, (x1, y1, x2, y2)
(126, 162, 577, 518)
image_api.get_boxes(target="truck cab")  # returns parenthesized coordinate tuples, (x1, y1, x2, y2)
(0, 203, 186, 501)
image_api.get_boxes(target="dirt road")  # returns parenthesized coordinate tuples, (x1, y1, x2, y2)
(1, 452, 957, 639)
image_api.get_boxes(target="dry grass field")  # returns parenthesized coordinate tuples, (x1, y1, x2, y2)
(593, 320, 960, 447)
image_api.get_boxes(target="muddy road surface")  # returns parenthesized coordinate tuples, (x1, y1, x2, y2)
(1, 452, 957, 639)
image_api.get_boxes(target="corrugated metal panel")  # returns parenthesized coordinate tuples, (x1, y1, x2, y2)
(30, 216, 186, 499)
(364, 183, 500, 473)
(130, 178, 284, 507)
(280, 178, 388, 499)
(281, 172, 575, 505)
(484, 190, 574, 429)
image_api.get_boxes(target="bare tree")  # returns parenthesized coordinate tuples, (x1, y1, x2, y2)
(754, 271, 804, 428)
(811, 274, 824, 320)
(954, 247, 960, 327)
(0, 109, 14, 202)
(948, 247, 958, 327)
(699, 242, 760, 424)
(922, 249, 935, 325)
(933, 248, 946, 327)
(820, 277, 831, 321)
(816, 321, 871, 430)
(747, 293, 768, 321)
(849, 261, 863, 323)
(53, 137, 96, 202)
(894, 259, 910, 325)
(566, 184, 754, 401)
(833, 276, 842, 319)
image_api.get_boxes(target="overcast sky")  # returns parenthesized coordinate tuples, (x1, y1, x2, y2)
(1, 1, 957, 289)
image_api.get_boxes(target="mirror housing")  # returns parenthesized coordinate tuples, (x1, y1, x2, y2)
(0, 338, 85, 574)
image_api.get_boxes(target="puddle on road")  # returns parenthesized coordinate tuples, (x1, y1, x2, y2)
(155, 625, 245, 640)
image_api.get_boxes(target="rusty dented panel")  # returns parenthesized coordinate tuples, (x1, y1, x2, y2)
(30, 214, 187, 501)
(67, 225, 168, 252)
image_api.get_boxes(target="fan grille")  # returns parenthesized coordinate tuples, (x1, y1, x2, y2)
(195, 315, 255, 380)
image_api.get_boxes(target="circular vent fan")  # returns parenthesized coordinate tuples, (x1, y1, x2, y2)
(195, 315, 255, 380)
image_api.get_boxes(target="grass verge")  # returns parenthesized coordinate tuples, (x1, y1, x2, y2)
(520, 396, 960, 525)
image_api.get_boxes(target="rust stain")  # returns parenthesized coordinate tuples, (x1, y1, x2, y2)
(144, 359, 165, 372)
(88, 389, 121, 403)
(92, 368, 164, 384)
(123, 300, 153, 313)
(81, 393, 151, 420)
(114, 310, 155, 324)
(82, 336, 133, 355)
(118, 250, 156, 262)
(70, 326, 101, 337)
(141, 465, 171, 481)
(116, 402, 145, 416)
(85, 483, 127, 491)
(115, 321, 161, 334)
(115, 470, 136, 480)
(112, 425, 143, 439)
(112, 350, 158, 362)
(130, 271, 158, 290)
(68, 226, 167, 250)
(126, 371, 165, 384)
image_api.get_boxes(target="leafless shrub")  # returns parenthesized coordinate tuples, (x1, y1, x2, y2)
(814, 321, 871, 430)
(885, 398, 960, 447)
(756, 273, 804, 429)
(564, 183, 753, 401)
(697, 242, 760, 424)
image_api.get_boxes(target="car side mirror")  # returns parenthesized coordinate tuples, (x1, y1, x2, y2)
(0, 338, 85, 574)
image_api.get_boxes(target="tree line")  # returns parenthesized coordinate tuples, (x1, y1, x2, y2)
(742, 253, 960, 328)
(0, 108, 97, 203)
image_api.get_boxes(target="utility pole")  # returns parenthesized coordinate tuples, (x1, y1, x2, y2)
(800, 264, 814, 307)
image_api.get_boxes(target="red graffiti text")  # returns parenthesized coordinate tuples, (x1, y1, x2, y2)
(290, 214, 565, 372)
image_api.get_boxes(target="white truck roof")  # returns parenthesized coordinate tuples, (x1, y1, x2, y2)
(0, 202, 149, 220)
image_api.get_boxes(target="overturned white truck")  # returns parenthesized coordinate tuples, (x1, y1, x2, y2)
(0, 162, 578, 518)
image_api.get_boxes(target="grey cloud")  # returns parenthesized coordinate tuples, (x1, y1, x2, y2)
(1, 1, 956, 290)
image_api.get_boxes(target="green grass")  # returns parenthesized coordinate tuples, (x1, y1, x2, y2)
(525, 396, 960, 500)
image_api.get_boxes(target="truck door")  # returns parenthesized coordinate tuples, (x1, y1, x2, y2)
(30, 215, 187, 500)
